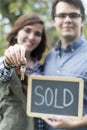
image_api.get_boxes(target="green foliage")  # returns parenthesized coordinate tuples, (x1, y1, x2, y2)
(0, 31, 6, 56)
(83, 20, 87, 39)
(0, 40, 5, 56)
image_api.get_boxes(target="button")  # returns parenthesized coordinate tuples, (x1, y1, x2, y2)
(71, 48, 74, 52)
(57, 70, 60, 73)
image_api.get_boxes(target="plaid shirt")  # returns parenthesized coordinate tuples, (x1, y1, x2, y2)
(37, 118, 44, 130)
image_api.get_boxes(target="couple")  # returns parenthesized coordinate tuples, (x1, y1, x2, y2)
(0, 0, 87, 130)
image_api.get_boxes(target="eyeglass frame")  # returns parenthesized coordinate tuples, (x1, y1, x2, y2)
(54, 12, 82, 19)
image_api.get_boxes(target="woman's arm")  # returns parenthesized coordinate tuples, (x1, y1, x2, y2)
(0, 57, 14, 82)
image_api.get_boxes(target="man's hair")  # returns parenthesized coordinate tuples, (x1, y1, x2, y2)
(51, 0, 85, 21)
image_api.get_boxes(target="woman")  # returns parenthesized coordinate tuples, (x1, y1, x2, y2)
(0, 12, 47, 130)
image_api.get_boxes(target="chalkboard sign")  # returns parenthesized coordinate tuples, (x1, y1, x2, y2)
(27, 75, 84, 119)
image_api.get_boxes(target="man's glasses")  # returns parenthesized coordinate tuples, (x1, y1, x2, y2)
(54, 13, 82, 19)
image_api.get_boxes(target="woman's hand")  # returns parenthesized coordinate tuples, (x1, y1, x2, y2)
(4, 44, 26, 66)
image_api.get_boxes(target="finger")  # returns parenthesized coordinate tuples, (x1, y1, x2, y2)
(42, 115, 64, 128)
(13, 44, 22, 65)
(4, 47, 15, 65)
(4, 45, 26, 66)
(20, 45, 26, 64)
(42, 118, 57, 128)
(5, 45, 20, 66)
(8, 46, 20, 65)
(11, 45, 26, 65)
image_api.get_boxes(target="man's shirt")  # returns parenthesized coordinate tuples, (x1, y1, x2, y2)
(43, 36, 87, 130)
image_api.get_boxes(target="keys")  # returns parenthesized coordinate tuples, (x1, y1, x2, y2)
(20, 65, 26, 80)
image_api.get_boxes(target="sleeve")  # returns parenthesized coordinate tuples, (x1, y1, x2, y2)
(0, 57, 14, 82)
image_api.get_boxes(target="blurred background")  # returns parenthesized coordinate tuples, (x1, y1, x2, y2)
(0, 0, 87, 59)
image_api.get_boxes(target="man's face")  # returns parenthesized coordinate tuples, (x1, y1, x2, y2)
(53, 2, 84, 42)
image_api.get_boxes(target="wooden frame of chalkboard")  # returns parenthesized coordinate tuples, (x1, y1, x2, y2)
(27, 75, 84, 119)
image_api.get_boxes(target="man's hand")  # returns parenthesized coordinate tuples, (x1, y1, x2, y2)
(42, 115, 87, 129)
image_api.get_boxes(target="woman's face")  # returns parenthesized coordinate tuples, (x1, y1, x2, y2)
(17, 23, 43, 52)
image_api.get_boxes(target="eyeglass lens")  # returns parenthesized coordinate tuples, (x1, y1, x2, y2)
(55, 13, 82, 19)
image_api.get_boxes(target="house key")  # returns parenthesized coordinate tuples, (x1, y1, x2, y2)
(20, 65, 26, 80)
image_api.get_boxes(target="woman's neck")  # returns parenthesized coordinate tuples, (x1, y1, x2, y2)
(25, 52, 34, 69)
(25, 52, 31, 61)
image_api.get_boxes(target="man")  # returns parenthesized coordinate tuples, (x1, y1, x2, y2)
(42, 0, 87, 130)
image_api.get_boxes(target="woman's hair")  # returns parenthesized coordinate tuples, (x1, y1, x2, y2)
(7, 12, 47, 60)
(51, 0, 85, 21)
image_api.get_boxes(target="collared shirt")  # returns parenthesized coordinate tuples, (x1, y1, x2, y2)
(43, 35, 87, 130)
